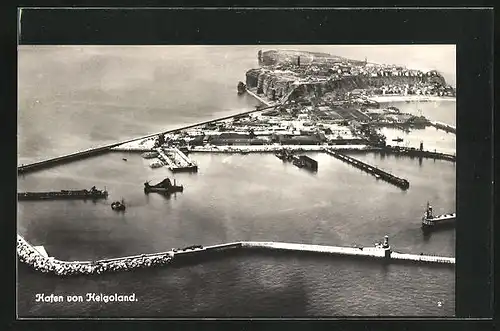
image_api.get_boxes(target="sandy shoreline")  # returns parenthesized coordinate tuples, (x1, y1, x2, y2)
(368, 95, 456, 103)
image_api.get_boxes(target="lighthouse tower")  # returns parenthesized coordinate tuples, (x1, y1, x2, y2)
(382, 235, 392, 259)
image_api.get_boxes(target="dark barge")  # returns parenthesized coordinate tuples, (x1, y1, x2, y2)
(111, 199, 126, 211)
(292, 155, 318, 172)
(17, 186, 108, 201)
(144, 178, 184, 194)
(169, 164, 198, 173)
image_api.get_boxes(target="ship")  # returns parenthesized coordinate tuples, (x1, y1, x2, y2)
(18, 186, 108, 201)
(144, 178, 184, 194)
(237, 81, 247, 95)
(150, 161, 164, 168)
(111, 198, 126, 211)
(141, 151, 159, 159)
(275, 149, 294, 161)
(421, 202, 456, 230)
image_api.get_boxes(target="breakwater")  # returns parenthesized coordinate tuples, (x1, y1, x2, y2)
(429, 121, 456, 134)
(18, 105, 280, 175)
(18, 235, 454, 277)
(324, 148, 410, 189)
(380, 146, 456, 162)
(17, 235, 174, 276)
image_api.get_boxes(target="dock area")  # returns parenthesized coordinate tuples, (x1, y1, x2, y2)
(155, 148, 198, 173)
(324, 148, 410, 190)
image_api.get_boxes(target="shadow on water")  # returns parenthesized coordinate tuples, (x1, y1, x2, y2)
(422, 224, 455, 242)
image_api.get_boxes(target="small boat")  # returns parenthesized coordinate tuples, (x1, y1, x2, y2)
(237, 81, 247, 95)
(111, 199, 126, 211)
(150, 161, 164, 168)
(141, 151, 159, 159)
(122, 158, 128, 161)
(392, 137, 403, 142)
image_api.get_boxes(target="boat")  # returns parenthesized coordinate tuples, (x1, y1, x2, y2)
(240, 150, 250, 154)
(141, 151, 159, 159)
(150, 161, 164, 168)
(122, 158, 128, 161)
(111, 199, 126, 211)
(144, 178, 184, 194)
(392, 137, 403, 142)
(237, 81, 247, 95)
(18, 186, 108, 201)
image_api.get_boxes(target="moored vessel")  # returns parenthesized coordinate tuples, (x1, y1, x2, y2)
(150, 161, 164, 168)
(237, 81, 247, 95)
(111, 199, 126, 211)
(144, 178, 184, 194)
(141, 151, 159, 159)
(18, 186, 108, 201)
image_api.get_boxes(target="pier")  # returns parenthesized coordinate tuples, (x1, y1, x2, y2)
(171, 147, 198, 172)
(324, 148, 410, 190)
(429, 121, 456, 134)
(421, 203, 456, 231)
(380, 146, 455, 162)
(18, 234, 454, 277)
(156, 148, 198, 173)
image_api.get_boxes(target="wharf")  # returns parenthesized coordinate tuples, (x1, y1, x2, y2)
(155, 148, 197, 173)
(324, 148, 410, 190)
(171, 147, 198, 172)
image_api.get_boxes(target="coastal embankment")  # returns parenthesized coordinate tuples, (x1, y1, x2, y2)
(18, 234, 454, 277)
(368, 95, 456, 103)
